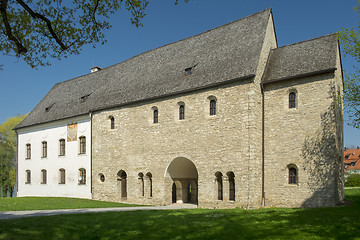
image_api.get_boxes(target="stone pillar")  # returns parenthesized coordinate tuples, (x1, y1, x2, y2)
(223, 175, 229, 201)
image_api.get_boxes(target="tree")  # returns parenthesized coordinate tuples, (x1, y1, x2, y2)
(0, 114, 26, 197)
(339, 0, 360, 129)
(0, 0, 188, 69)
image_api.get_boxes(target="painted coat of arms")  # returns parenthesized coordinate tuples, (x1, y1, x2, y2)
(67, 123, 78, 142)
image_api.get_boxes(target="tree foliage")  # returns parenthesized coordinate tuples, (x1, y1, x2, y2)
(0, 0, 188, 69)
(339, 0, 360, 128)
(0, 114, 26, 197)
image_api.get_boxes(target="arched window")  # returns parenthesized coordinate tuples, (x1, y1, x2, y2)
(215, 172, 223, 200)
(289, 92, 296, 108)
(26, 170, 31, 184)
(79, 136, 86, 154)
(210, 99, 216, 115)
(117, 170, 127, 199)
(59, 169, 66, 184)
(227, 172, 235, 201)
(59, 139, 65, 156)
(153, 109, 158, 124)
(109, 116, 115, 129)
(42, 141, 47, 158)
(289, 167, 297, 184)
(146, 172, 152, 198)
(179, 104, 185, 120)
(79, 168, 86, 185)
(41, 169, 47, 184)
(26, 144, 31, 159)
(138, 173, 144, 197)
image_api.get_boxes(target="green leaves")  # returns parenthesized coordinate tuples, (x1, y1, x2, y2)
(339, 0, 360, 128)
(0, 114, 26, 197)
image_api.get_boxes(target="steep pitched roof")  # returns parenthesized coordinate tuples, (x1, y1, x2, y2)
(16, 9, 272, 129)
(262, 34, 338, 84)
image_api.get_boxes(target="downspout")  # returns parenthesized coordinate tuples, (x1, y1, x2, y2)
(261, 83, 265, 207)
(260, 47, 273, 208)
(89, 111, 93, 198)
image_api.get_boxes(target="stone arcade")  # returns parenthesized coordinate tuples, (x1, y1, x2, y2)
(15, 9, 344, 208)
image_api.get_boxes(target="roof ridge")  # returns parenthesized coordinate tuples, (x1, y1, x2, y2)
(272, 33, 337, 51)
(53, 8, 272, 86)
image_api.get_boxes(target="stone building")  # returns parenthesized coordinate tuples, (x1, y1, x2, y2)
(15, 9, 344, 208)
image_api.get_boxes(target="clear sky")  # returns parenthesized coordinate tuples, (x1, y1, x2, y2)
(0, 0, 359, 147)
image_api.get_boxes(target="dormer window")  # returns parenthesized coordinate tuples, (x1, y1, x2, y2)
(80, 93, 92, 103)
(185, 67, 192, 76)
(45, 103, 55, 112)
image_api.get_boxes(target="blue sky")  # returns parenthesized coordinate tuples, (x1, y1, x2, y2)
(0, 0, 359, 146)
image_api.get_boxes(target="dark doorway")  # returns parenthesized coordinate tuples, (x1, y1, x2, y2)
(172, 183, 176, 203)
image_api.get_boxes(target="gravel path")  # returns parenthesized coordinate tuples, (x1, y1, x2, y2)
(0, 204, 197, 220)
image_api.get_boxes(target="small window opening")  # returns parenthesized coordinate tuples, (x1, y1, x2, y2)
(289, 167, 297, 184)
(80, 93, 92, 103)
(289, 92, 296, 108)
(153, 109, 158, 124)
(45, 103, 55, 112)
(109, 116, 115, 129)
(179, 105, 185, 120)
(185, 67, 192, 76)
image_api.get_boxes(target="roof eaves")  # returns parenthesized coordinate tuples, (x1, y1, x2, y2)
(263, 68, 336, 85)
(91, 74, 256, 113)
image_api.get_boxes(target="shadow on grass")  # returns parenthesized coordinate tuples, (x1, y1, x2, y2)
(1, 189, 359, 240)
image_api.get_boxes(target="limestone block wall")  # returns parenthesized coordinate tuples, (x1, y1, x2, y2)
(91, 80, 263, 208)
(263, 73, 343, 207)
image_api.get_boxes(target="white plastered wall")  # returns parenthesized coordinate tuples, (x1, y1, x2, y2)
(17, 115, 92, 199)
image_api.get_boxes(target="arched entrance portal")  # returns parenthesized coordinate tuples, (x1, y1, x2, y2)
(166, 157, 198, 204)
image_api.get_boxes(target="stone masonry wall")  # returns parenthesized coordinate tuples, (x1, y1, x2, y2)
(263, 72, 343, 207)
(92, 80, 260, 208)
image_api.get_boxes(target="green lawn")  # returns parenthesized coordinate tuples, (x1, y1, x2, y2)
(0, 189, 359, 240)
(0, 197, 139, 211)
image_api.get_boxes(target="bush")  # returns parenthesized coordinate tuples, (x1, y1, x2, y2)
(345, 173, 360, 187)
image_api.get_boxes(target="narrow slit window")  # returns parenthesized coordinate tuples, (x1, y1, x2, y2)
(110, 116, 115, 129)
(185, 67, 192, 76)
(153, 109, 158, 124)
(289, 92, 296, 108)
(179, 105, 185, 120)
(210, 99, 216, 115)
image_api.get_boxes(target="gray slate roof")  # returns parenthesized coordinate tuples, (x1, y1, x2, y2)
(16, 9, 272, 129)
(262, 34, 338, 84)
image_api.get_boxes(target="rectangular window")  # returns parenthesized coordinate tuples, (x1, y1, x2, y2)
(59, 139, 65, 156)
(26, 170, 31, 184)
(42, 142, 47, 158)
(59, 169, 65, 184)
(26, 144, 31, 159)
(41, 170, 47, 184)
(79, 169, 86, 185)
(79, 137, 86, 154)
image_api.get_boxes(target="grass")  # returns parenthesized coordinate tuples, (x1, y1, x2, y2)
(0, 189, 359, 240)
(0, 197, 139, 211)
